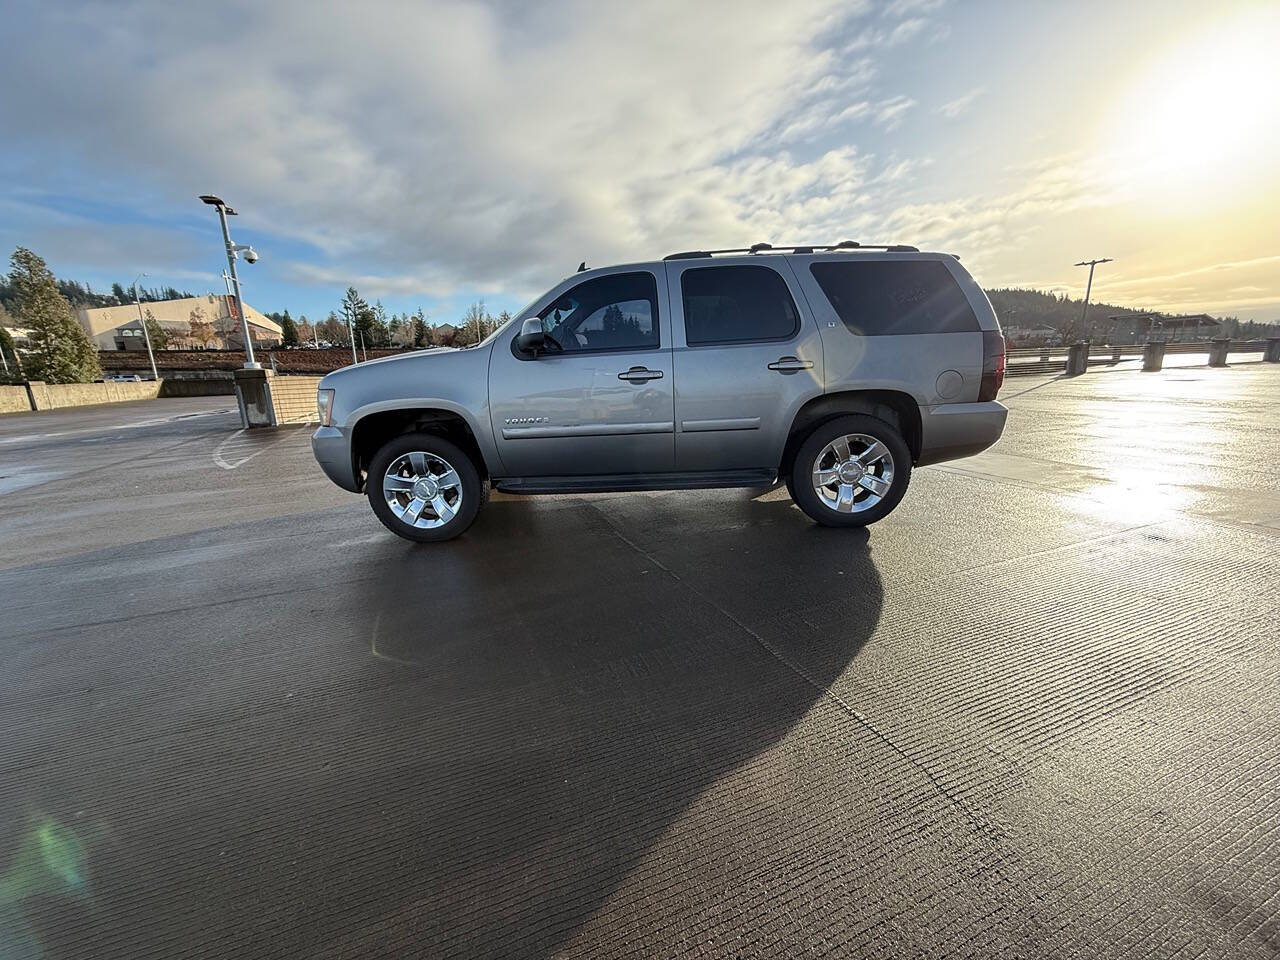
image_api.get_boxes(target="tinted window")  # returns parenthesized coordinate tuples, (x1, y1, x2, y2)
(681, 266, 799, 345)
(810, 260, 979, 336)
(538, 272, 658, 352)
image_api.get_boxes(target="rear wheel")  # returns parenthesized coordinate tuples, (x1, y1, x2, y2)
(790, 414, 911, 527)
(366, 433, 484, 542)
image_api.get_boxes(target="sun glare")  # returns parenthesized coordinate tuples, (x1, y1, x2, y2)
(1097, 7, 1280, 208)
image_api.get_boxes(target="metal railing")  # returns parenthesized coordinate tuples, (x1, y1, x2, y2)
(1006, 338, 1279, 376)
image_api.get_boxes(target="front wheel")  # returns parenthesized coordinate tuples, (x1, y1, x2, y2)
(366, 433, 484, 542)
(790, 415, 911, 527)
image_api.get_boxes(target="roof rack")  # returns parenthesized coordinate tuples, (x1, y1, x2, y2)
(663, 240, 919, 260)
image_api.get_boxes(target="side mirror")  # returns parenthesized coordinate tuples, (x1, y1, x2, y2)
(516, 317, 546, 354)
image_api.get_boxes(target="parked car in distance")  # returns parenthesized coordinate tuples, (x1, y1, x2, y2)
(312, 241, 1008, 542)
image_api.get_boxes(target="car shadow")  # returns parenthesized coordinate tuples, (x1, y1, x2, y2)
(302, 491, 884, 956)
(6, 490, 883, 959)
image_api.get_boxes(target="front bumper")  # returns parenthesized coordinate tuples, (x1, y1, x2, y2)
(312, 426, 360, 492)
(916, 400, 1008, 467)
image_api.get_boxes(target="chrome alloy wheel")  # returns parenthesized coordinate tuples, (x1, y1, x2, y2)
(811, 433, 895, 513)
(382, 451, 463, 529)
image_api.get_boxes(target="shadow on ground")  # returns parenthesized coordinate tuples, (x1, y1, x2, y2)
(2, 492, 883, 958)
(317, 495, 884, 955)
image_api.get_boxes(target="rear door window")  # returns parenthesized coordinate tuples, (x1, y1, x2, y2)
(809, 260, 978, 336)
(681, 265, 799, 345)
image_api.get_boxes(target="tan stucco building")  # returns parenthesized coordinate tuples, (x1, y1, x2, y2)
(77, 295, 282, 351)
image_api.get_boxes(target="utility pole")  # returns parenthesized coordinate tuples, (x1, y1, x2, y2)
(132, 273, 160, 382)
(1073, 258, 1112, 342)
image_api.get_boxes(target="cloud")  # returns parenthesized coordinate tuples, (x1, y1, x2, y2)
(875, 96, 917, 130)
(881, 0, 947, 19)
(939, 87, 984, 118)
(843, 15, 938, 51)
(1099, 255, 1280, 314)
(5, 0, 950, 298)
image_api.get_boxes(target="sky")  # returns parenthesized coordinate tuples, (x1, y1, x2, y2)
(1, 0, 1278, 325)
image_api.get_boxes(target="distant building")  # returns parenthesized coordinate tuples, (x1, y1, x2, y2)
(1004, 324, 1059, 343)
(77, 295, 282, 351)
(1108, 313, 1221, 344)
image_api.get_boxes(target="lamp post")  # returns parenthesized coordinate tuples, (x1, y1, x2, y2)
(1073, 257, 1113, 342)
(199, 195, 261, 369)
(132, 272, 160, 382)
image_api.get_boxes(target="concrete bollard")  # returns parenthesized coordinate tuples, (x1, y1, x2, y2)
(1142, 341, 1166, 372)
(1265, 337, 1280, 362)
(1208, 338, 1230, 367)
(233, 368, 277, 428)
(1065, 341, 1089, 376)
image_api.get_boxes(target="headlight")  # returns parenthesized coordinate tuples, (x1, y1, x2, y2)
(317, 388, 335, 426)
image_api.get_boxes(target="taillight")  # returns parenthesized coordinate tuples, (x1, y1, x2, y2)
(979, 331, 1005, 401)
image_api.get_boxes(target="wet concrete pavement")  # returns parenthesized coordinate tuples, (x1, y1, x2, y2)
(1, 364, 1277, 958)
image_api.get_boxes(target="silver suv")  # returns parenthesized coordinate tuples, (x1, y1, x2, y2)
(312, 242, 1008, 542)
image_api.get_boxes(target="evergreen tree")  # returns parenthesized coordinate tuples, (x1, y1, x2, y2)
(371, 300, 390, 347)
(341, 287, 374, 345)
(412, 308, 428, 347)
(0, 323, 21, 377)
(111, 282, 128, 305)
(143, 308, 169, 349)
(279, 309, 300, 347)
(8, 247, 100, 383)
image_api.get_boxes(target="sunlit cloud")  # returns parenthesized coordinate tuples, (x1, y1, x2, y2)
(939, 87, 984, 118)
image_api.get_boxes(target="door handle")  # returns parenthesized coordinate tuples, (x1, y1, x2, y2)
(618, 366, 664, 382)
(767, 356, 814, 373)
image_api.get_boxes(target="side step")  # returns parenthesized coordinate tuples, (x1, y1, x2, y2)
(494, 469, 777, 495)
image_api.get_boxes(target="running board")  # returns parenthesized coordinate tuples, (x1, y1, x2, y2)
(494, 469, 777, 495)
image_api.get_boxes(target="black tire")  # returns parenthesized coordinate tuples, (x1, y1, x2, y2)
(366, 432, 484, 542)
(790, 414, 911, 527)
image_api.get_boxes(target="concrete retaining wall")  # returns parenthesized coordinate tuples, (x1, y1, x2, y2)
(159, 373, 235, 397)
(0, 385, 30, 414)
(37, 380, 163, 409)
(1, 378, 165, 413)
(270, 375, 323, 423)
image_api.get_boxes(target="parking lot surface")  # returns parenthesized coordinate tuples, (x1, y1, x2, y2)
(1, 365, 1278, 958)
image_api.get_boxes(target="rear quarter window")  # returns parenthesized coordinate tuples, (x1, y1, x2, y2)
(810, 260, 979, 336)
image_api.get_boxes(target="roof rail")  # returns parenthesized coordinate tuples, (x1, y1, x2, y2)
(663, 240, 918, 260)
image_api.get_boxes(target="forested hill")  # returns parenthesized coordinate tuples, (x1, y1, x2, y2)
(0, 277, 195, 312)
(985, 288, 1275, 339)
(986, 288, 1148, 333)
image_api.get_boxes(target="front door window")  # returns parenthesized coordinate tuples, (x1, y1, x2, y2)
(535, 273, 659, 354)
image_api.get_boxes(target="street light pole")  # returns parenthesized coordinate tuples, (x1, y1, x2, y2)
(344, 307, 358, 365)
(1073, 258, 1113, 342)
(132, 272, 160, 382)
(199, 195, 260, 369)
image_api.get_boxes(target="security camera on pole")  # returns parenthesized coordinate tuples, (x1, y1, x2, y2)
(199, 195, 261, 368)
(201, 194, 275, 427)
